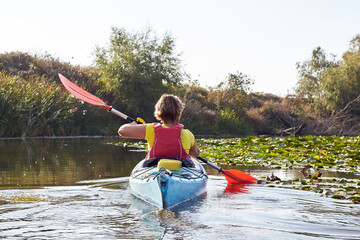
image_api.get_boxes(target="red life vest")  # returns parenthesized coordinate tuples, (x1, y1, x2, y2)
(147, 123, 190, 160)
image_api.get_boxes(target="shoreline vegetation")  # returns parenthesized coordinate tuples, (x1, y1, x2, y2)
(1, 28, 360, 139)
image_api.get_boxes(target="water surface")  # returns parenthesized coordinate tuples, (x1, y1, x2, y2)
(0, 138, 359, 239)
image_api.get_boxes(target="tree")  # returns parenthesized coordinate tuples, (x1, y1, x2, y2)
(94, 27, 186, 120)
(320, 36, 360, 112)
(222, 72, 253, 93)
(296, 35, 360, 115)
(296, 47, 338, 101)
(209, 71, 254, 116)
(296, 46, 340, 114)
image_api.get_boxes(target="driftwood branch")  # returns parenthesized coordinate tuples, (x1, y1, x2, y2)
(313, 94, 360, 136)
(280, 123, 307, 136)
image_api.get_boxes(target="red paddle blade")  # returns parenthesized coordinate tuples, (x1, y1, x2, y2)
(58, 73, 111, 111)
(222, 169, 258, 184)
(225, 183, 248, 193)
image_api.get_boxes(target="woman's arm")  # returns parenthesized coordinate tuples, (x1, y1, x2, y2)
(118, 122, 146, 139)
(189, 139, 200, 157)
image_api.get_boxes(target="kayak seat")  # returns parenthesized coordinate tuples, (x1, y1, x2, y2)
(157, 159, 182, 171)
(142, 157, 194, 168)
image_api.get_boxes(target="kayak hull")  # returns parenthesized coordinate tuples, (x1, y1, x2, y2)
(129, 158, 207, 209)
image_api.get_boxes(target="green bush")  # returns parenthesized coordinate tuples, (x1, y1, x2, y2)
(181, 100, 216, 135)
(214, 108, 253, 136)
(0, 72, 117, 137)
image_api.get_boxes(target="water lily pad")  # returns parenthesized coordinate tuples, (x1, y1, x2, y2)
(332, 194, 346, 199)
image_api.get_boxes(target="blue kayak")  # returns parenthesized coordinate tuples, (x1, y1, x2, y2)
(129, 158, 208, 209)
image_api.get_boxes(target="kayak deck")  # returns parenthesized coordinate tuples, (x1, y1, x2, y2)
(129, 158, 208, 209)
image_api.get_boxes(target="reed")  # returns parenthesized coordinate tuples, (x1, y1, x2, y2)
(0, 72, 79, 137)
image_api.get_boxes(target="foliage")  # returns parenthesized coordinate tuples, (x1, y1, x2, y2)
(114, 135, 360, 172)
(0, 72, 115, 137)
(218, 71, 253, 93)
(0, 48, 257, 138)
(199, 136, 360, 173)
(176, 81, 253, 136)
(208, 72, 253, 117)
(296, 47, 337, 102)
(178, 83, 215, 110)
(214, 108, 253, 136)
(296, 35, 360, 115)
(245, 93, 310, 135)
(94, 27, 186, 121)
(0, 72, 76, 137)
(181, 99, 216, 135)
(320, 37, 360, 113)
(246, 93, 282, 134)
(0, 52, 100, 93)
(3, 31, 360, 137)
(174, 83, 214, 134)
(198, 136, 360, 204)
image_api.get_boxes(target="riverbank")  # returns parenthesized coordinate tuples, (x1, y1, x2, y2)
(0, 135, 113, 140)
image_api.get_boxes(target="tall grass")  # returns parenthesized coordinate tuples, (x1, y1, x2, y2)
(0, 71, 122, 138)
(0, 72, 78, 137)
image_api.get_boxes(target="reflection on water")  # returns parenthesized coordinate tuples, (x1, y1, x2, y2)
(0, 138, 144, 188)
(0, 138, 359, 239)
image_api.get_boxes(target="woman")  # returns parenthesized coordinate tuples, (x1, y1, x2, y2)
(118, 94, 200, 165)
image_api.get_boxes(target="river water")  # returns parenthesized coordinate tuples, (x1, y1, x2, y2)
(0, 138, 359, 239)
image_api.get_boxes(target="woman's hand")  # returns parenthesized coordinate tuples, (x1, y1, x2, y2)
(189, 140, 200, 158)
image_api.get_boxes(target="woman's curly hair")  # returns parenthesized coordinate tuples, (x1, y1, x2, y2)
(154, 94, 185, 123)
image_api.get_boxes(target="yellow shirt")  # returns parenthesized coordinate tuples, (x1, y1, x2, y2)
(145, 124, 195, 153)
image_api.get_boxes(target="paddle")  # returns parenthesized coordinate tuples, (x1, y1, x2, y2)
(58, 73, 144, 124)
(58, 73, 257, 184)
(196, 156, 257, 184)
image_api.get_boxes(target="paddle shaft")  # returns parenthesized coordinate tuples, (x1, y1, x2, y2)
(196, 156, 222, 172)
(109, 107, 136, 122)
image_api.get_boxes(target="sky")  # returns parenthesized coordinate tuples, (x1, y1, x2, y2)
(1, 0, 360, 96)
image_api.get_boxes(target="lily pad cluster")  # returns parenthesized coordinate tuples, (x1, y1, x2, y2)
(113, 141, 147, 150)
(197, 136, 360, 173)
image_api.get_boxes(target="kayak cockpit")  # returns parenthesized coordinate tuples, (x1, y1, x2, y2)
(129, 158, 208, 209)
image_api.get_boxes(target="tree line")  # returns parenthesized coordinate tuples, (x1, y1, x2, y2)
(1, 27, 360, 138)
